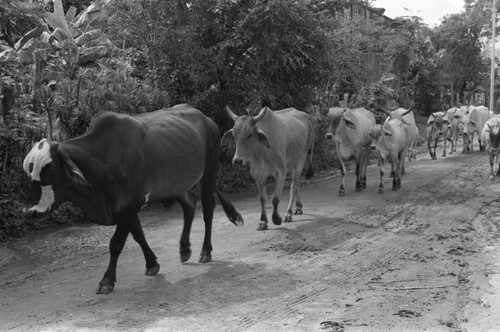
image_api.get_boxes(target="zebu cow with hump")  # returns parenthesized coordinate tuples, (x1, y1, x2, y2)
(370, 118, 410, 193)
(444, 106, 467, 154)
(463, 105, 491, 152)
(221, 106, 315, 231)
(481, 116, 500, 180)
(325, 107, 375, 195)
(426, 111, 450, 159)
(383, 108, 419, 161)
(23, 104, 243, 294)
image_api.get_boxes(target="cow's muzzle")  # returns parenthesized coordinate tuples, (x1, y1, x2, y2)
(232, 158, 243, 165)
(22, 207, 48, 219)
(325, 133, 334, 140)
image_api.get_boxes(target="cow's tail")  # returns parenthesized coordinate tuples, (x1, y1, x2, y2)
(305, 117, 316, 179)
(215, 188, 244, 226)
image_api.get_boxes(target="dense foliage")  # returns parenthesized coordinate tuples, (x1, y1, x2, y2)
(0, 0, 497, 240)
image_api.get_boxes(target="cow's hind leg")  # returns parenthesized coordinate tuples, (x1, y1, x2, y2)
(97, 221, 131, 294)
(177, 193, 197, 262)
(199, 173, 217, 263)
(285, 169, 300, 222)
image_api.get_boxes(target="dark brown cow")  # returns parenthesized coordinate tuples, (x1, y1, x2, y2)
(23, 104, 243, 294)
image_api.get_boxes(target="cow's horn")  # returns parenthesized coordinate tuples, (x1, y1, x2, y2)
(401, 109, 412, 116)
(380, 109, 391, 116)
(226, 106, 238, 121)
(253, 107, 268, 123)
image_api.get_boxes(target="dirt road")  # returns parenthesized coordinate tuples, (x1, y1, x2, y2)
(2, 140, 500, 332)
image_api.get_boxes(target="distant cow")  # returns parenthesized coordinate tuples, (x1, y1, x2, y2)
(370, 119, 410, 193)
(462, 106, 491, 152)
(444, 106, 467, 154)
(481, 116, 500, 180)
(325, 107, 375, 195)
(383, 108, 419, 161)
(426, 112, 450, 159)
(221, 106, 315, 231)
(23, 104, 244, 294)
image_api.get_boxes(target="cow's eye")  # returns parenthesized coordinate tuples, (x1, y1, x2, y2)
(248, 134, 253, 139)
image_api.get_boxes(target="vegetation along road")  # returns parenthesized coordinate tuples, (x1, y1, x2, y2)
(2, 138, 500, 332)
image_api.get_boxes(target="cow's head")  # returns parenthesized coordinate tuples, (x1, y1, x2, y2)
(369, 124, 391, 150)
(428, 112, 449, 132)
(488, 122, 500, 151)
(325, 107, 356, 140)
(221, 106, 271, 165)
(23, 139, 91, 218)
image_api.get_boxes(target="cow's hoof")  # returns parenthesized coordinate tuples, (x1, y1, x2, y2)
(378, 189, 384, 194)
(355, 186, 362, 192)
(392, 186, 400, 191)
(272, 215, 282, 225)
(257, 223, 268, 231)
(432, 156, 437, 160)
(284, 215, 292, 223)
(338, 191, 345, 196)
(199, 252, 212, 263)
(180, 248, 192, 263)
(490, 175, 495, 181)
(145, 263, 160, 276)
(96, 281, 114, 294)
(294, 208, 303, 215)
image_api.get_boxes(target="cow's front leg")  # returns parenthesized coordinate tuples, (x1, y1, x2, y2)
(339, 158, 347, 196)
(97, 221, 130, 294)
(272, 170, 286, 225)
(428, 140, 435, 159)
(129, 214, 160, 274)
(489, 153, 496, 181)
(355, 158, 362, 191)
(378, 156, 385, 194)
(256, 180, 269, 231)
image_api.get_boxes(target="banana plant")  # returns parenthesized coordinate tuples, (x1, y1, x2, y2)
(0, 0, 112, 83)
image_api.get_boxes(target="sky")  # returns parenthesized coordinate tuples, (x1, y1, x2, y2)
(372, 0, 465, 27)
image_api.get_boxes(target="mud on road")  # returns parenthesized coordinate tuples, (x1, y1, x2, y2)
(2, 141, 500, 332)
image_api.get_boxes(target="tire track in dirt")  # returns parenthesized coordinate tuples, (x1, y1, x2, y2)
(225, 235, 416, 331)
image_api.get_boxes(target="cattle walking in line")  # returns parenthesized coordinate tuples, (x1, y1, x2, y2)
(370, 118, 410, 193)
(481, 116, 500, 181)
(382, 108, 419, 162)
(325, 107, 376, 196)
(221, 106, 315, 231)
(22, 104, 244, 294)
(462, 105, 491, 152)
(444, 106, 467, 154)
(426, 112, 450, 159)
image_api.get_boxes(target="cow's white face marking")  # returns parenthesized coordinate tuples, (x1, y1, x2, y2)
(23, 139, 52, 181)
(23, 139, 56, 212)
(28, 185, 55, 213)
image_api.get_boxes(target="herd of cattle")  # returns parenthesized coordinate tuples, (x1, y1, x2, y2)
(19, 103, 500, 294)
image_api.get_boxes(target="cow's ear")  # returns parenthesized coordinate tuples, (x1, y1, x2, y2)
(55, 146, 92, 188)
(343, 117, 357, 129)
(221, 129, 234, 146)
(256, 128, 271, 148)
(427, 120, 434, 127)
(443, 120, 451, 126)
(65, 158, 92, 188)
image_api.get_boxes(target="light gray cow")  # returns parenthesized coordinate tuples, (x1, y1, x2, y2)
(222, 106, 315, 231)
